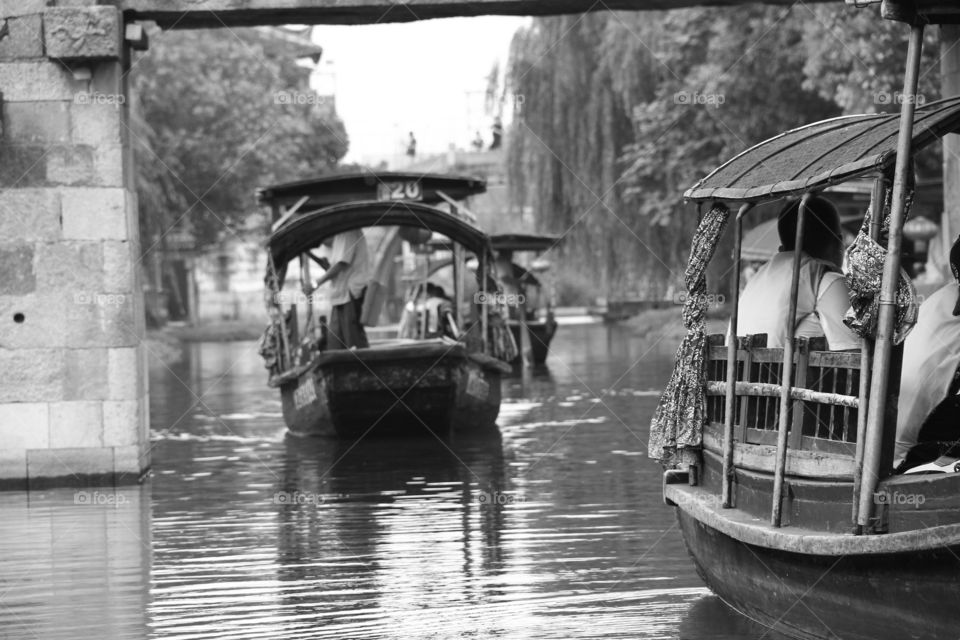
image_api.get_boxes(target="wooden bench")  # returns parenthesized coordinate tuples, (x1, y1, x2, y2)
(704, 333, 862, 479)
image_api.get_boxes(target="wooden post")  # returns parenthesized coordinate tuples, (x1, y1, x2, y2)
(789, 337, 812, 450)
(481, 256, 489, 355)
(771, 193, 812, 527)
(722, 203, 751, 508)
(942, 25, 960, 276)
(858, 22, 925, 531)
(299, 253, 313, 335)
(852, 177, 885, 530)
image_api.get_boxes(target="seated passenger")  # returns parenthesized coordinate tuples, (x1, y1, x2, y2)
(736, 196, 859, 350)
(397, 283, 457, 340)
(421, 283, 456, 338)
(895, 235, 960, 470)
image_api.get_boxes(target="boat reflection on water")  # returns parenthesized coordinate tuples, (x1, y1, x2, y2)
(0, 486, 151, 640)
(679, 596, 794, 640)
(274, 430, 508, 632)
(502, 362, 555, 398)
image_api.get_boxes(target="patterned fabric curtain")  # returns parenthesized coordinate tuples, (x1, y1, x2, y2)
(649, 203, 731, 468)
(844, 189, 918, 344)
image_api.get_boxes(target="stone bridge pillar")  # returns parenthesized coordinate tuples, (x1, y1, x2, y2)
(0, 3, 149, 488)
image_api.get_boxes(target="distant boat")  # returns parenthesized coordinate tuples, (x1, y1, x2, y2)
(490, 233, 561, 366)
(258, 172, 516, 438)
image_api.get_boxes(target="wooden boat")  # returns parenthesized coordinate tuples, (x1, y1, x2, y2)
(258, 172, 516, 437)
(654, 5, 960, 638)
(490, 233, 561, 366)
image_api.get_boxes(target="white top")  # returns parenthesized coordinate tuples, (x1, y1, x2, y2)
(895, 283, 960, 467)
(327, 229, 370, 306)
(736, 251, 859, 350)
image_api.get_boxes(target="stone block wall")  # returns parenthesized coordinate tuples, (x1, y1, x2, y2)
(0, 3, 149, 488)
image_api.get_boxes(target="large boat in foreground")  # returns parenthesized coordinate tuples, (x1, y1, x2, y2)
(653, 3, 960, 638)
(258, 172, 516, 437)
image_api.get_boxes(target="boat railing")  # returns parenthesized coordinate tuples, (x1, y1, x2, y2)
(704, 333, 861, 478)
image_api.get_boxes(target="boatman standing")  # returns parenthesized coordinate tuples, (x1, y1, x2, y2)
(314, 230, 371, 350)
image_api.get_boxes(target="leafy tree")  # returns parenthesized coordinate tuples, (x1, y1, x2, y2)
(131, 28, 349, 252)
(506, 14, 653, 300)
(801, 5, 941, 115)
(620, 7, 840, 294)
(506, 7, 840, 300)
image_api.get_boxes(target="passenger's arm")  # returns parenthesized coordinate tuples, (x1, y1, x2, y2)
(314, 261, 347, 288)
(816, 276, 860, 351)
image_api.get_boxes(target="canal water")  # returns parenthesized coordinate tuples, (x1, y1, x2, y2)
(1, 322, 789, 639)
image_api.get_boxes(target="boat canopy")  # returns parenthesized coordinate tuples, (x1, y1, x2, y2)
(257, 171, 486, 211)
(685, 96, 960, 203)
(267, 200, 492, 268)
(490, 233, 562, 253)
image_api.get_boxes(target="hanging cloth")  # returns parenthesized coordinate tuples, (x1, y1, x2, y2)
(843, 188, 919, 344)
(649, 203, 731, 468)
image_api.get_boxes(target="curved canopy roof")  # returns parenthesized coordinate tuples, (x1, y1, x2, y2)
(490, 233, 562, 253)
(257, 171, 486, 210)
(685, 96, 960, 203)
(267, 200, 492, 267)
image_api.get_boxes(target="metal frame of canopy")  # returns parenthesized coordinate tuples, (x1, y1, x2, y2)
(685, 96, 960, 202)
(683, 15, 960, 530)
(257, 171, 487, 213)
(262, 197, 502, 366)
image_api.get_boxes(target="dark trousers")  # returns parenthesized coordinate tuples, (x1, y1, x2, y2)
(329, 289, 368, 350)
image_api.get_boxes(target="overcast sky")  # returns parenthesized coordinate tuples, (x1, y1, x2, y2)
(311, 17, 528, 166)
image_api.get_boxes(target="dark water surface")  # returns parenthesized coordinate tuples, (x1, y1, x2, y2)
(1, 322, 785, 639)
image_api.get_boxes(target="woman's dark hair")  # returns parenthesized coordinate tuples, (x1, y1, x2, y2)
(777, 196, 843, 265)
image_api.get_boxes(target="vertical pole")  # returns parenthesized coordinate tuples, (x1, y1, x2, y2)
(771, 193, 812, 527)
(852, 177, 885, 530)
(942, 25, 960, 260)
(722, 203, 752, 508)
(453, 244, 463, 329)
(858, 23, 925, 530)
(299, 253, 313, 335)
(186, 256, 199, 326)
(481, 255, 489, 355)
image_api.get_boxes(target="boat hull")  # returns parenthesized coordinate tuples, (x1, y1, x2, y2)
(279, 340, 503, 438)
(508, 320, 556, 366)
(675, 507, 960, 640)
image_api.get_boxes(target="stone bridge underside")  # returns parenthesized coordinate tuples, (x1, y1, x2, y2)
(117, 0, 821, 28)
(0, 0, 956, 489)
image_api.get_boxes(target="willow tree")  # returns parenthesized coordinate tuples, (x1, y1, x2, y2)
(506, 7, 843, 301)
(506, 13, 663, 301)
